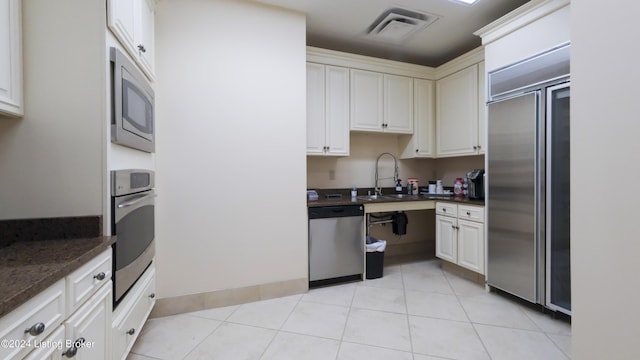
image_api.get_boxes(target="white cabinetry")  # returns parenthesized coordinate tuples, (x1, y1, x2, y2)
(384, 74, 414, 134)
(0, 280, 66, 360)
(306, 63, 349, 156)
(0, 248, 113, 360)
(350, 69, 383, 131)
(0, 0, 22, 117)
(436, 202, 485, 274)
(436, 64, 485, 157)
(112, 263, 156, 360)
(399, 79, 435, 158)
(350, 70, 413, 134)
(107, 0, 156, 80)
(63, 284, 111, 360)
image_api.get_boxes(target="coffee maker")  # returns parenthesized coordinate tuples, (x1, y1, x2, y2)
(466, 169, 485, 200)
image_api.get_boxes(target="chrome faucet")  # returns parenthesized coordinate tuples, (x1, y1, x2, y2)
(374, 152, 399, 196)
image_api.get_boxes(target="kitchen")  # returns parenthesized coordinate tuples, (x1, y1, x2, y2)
(0, 0, 638, 359)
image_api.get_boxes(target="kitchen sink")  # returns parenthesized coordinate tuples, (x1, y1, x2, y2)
(356, 195, 380, 201)
(382, 194, 417, 200)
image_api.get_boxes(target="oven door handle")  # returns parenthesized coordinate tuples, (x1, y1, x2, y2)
(117, 193, 157, 208)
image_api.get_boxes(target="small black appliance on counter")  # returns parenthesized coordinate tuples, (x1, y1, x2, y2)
(466, 169, 485, 200)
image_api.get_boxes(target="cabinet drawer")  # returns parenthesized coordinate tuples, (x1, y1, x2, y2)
(435, 202, 457, 217)
(112, 264, 156, 360)
(0, 279, 65, 360)
(23, 324, 64, 360)
(458, 205, 485, 223)
(66, 248, 112, 315)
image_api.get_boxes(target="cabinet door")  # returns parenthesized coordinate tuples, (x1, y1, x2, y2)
(436, 64, 479, 157)
(457, 219, 485, 274)
(477, 61, 486, 154)
(350, 69, 384, 132)
(384, 74, 413, 133)
(137, 0, 155, 79)
(0, 0, 22, 116)
(306, 63, 326, 155)
(414, 79, 435, 156)
(64, 284, 111, 360)
(435, 215, 457, 263)
(107, 0, 137, 54)
(325, 66, 350, 156)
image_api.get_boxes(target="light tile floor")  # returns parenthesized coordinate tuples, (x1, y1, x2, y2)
(127, 259, 571, 360)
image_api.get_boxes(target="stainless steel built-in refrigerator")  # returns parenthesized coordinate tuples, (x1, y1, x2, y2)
(486, 44, 571, 315)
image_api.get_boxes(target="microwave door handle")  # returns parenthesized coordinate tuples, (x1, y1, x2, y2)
(117, 193, 157, 208)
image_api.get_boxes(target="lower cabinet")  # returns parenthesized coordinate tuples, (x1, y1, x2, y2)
(111, 262, 156, 360)
(435, 202, 485, 274)
(62, 283, 112, 360)
(0, 248, 113, 360)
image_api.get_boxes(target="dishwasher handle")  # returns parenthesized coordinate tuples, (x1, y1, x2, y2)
(309, 205, 364, 219)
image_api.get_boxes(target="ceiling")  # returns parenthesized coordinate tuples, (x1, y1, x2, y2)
(255, 0, 530, 67)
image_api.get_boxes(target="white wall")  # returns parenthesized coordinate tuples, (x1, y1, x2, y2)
(572, 2, 640, 358)
(0, 0, 106, 220)
(155, 0, 307, 298)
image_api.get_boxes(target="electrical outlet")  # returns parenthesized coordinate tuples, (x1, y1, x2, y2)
(329, 170, 335, 180)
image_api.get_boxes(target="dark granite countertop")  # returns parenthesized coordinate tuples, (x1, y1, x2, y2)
(0, 216, 115, 318)
(0, 236, 115, 318)
(308, 194, 485, 207)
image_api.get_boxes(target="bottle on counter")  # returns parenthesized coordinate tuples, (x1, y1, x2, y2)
(351, 185, 357, 198)
(395, 179, 402, 193)
(407, 178, 418, 195)
(454, 178, 464, 197)
(436, 180, 443, 194)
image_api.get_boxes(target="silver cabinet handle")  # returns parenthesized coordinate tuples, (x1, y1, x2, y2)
(127, 328, 136, 335)
(25, 322, 45, 336)
(137, 44, 146, 53)
(93, 272, 106, 281)
(62, 337, 85, 358)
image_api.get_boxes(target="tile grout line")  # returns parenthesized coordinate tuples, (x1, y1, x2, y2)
(443, 269, 494, 360)
(334, 282, 359, 360)
(399, 264, 417, 360)
(256, 295, 304, 359)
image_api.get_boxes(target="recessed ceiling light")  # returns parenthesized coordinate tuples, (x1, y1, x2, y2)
(452, 0, 480, 5)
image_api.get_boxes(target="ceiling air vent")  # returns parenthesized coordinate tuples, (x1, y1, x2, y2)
(366, 8, 440, 42)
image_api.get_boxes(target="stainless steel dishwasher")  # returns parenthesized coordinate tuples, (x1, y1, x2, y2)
(308, 205, 364, 285)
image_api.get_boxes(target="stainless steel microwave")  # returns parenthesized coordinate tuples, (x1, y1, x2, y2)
(110, 47, 155, 153)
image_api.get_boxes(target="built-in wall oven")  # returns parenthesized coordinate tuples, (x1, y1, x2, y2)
(111, 169, 156, 308)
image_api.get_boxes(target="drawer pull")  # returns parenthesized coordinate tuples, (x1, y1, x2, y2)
(62, 337, 85, 358)
(127, 328, 136, 335)
(466, 211, 471, 216)
(24, 322, 45, 336)
(149, 293, 156, 299)
(93, 272, 106, 281)
(442, 208, 446, 212)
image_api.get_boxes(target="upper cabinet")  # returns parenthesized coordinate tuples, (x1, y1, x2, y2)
(0, 0, 23, 117)
(435, 59, 486, 158)
(350, 69, 414, 134)
(399, 78, 435, 158)
(350, 69, 383, 132)
(306, 62, 350, 156)
(107, 0, 156, 80)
